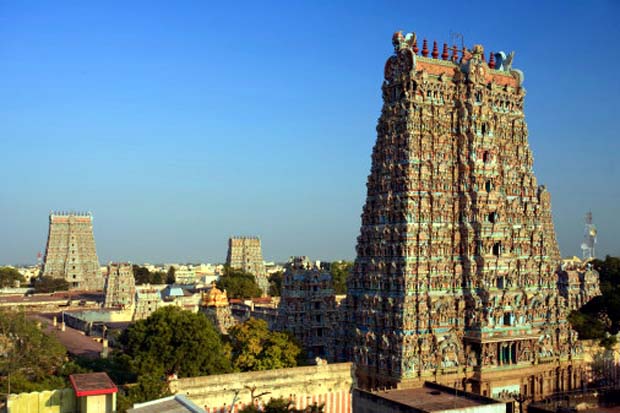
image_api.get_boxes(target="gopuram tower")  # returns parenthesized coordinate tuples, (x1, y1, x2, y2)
(226, 236, 269, 294)
(346, 32, 585, 400)
(42, 211, 103, 290)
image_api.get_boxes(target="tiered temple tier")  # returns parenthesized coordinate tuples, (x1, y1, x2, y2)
(346, 31, 585, 397)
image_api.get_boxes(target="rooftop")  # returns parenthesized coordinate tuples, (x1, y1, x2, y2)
(69, 372, 117, 397)
(358, 382, 504, 413)
(128, 395, 206, 413)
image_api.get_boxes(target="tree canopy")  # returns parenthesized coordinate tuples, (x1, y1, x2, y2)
(166, 266, 176, 284)
(569, 255, 620, 348)
(132, 265, 165, 285)
(0, 267, 25, 288)
(227, 318, 303, 372)
(32, 276, 70, 293)
(119, 306, 231, 378)
(268, 271, 283, 297)
(329, 261, 351, 295)
(217, 266, 262, 299)
(0, 310, 67, 394)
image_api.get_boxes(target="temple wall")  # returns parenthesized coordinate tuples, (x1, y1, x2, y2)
(170, 362, 355, 413)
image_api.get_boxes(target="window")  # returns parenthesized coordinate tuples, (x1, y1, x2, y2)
(488, 212, 498, 223)
(483, 151, 490, 163)
(504, 312, 512, 326)
(492, 242, 502, 256)
(485, 180, 493, 193)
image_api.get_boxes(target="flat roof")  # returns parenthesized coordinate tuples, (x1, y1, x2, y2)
(69, 372, 118, 397)
(364, 383, 501, 412)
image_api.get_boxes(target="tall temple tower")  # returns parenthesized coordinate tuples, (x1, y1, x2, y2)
(42, 211, 103, 290)
(346, 32, 584, 400)
(104, 263, 136, 309)
(226, 236, 269, 294)
(277, 257, 339, 361)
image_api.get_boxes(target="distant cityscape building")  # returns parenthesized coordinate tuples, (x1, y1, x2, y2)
(104, 263, 136, 309)
(277, 257, 338, 361)
(346, 30, 588, 399)
(226, 236, 269, 294)
(173, 266, 197, 284)
(42, 212, 103, 290)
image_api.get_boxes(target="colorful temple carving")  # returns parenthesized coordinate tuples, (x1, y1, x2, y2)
(226, 236, 269, 295)
(42, 211, 103, 290)
(558, 259, 601, 311)
(104, 263, 136, 309)
(277, 257, 339, 361)
(346, 31, 590, 400)
(200, 282, 235, 334)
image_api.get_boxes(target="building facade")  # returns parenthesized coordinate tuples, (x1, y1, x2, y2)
(346, 31, 586, 400)
(104, 263, 136, 309)
(226, 236, 269, 294)
(42, 212, 103, 290)
(277, 257, 339, 361)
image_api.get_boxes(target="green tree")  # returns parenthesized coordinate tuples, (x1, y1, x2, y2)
(217, 266, 262, 299)
(0, 309, 67, 394)
(132, 265, 166, 285)
(132, 265, 151, 285)
(268, 271, 283, 296)
(32, 276, 70, 293)
(166, 266, 176, 284)
(329, 261, 352, 295)
(0, 267, 25, 288)
(119, 306, 231, 377)
(228, 318, 303, 372)
(117, 373, 172, 412)
(569, 256, 620, 348)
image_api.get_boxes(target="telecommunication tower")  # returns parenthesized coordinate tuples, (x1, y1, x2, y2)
(580, 211, 597, 260)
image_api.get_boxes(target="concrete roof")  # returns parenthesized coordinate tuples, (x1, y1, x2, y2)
(128, 395, 206, 413)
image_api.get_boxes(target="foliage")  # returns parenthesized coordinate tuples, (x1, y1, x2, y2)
(268, 271, 283, 296)
(32, 276, 70, 293)
(119, 306, 231, 377)
(132, 265, 166, 285)
(569, 256, 620, 348)
(217, 266, 263, 299)
(0, 267, 25, 288)
(227, 318, 303, 372)
(0, 309, 67, 394)
(116, 373, 172, 412)
(72, 353, 137, 385)
(568, 310, 606, 340)
(329, 261, 352, 295)
(239, 397, 324, 413)
(166, 266, 176, 284)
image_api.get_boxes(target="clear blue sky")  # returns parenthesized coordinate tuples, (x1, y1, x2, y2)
(1, 1, 618, 265)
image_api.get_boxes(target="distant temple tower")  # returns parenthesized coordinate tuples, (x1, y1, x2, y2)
(226, 236, 269, 294)
(277, 257, 339, 361)
(42, 211, 103, 290)
(104, 263, 136, 309)
(200, 282, 235, 334)
(346, 31, 585, 400)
